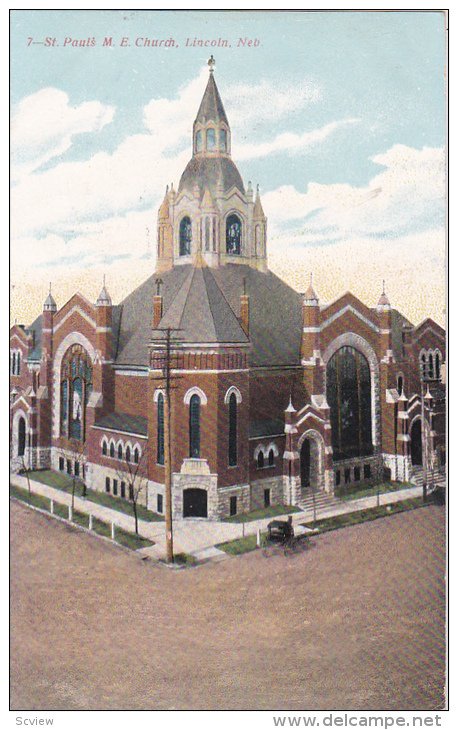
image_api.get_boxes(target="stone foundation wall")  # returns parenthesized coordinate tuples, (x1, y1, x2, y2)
(172, 472, 219, 520)
(251, 476, 284, 510)
(332, 454, 383, 492)
(216, 484, 251, 519)
(382, 453, 412, 483)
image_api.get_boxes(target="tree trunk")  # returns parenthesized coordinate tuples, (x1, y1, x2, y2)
(133, 499, 139, 535)
(72, 477, 76, 510)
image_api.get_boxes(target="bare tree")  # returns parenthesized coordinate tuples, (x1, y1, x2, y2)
(20, 455, 32, 504)
(115, 445, 148, 535)
(55, 441, 87, 510)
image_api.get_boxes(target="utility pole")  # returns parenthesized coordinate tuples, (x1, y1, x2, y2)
(151, 325, 182, 564)
(163, 327, 174, 564)
(421, 378, 427, 502)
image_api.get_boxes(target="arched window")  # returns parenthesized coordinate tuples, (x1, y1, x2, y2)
(397, 375, 404, 396)
(206, 127, 216, 151)
(326, 346, 372, 461)
(157, 392, 165, 465)
(435, 352, 441, 379)
(60, 344, 92, 441)
(11, 351, 16, 375)
(268, 449, 274, 467)
(196, 130, 203, 153)
(109, 442, 115, 458)
(205, 218, 210, 251)
(219, 129, 227, 152)
(421, 353, 427, 379)
(179, 216, 192, 256)
(428, 353, 434, 380)
(255, 224, 261, 256)
(189, 394, 201, 458)
(257, 451, 264, 469)
(228, 392, 237, 466)
(102, 441, 107, 456)
(18, 417, 26, 457)
(134, 447, 139, 464)
(125, 445, 131, 463)
(117, 443, 123, 460)
(226, 214, 242, 255)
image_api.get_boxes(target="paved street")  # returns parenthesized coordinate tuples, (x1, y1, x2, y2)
(10, 500, 445, 710)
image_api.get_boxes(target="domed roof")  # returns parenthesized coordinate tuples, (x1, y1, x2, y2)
(178, 156, 245, 197)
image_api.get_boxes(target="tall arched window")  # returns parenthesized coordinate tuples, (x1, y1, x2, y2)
(226, 214, 242, 255)
(60, 344, 92, 441)
(228, 393, 237, 466)
(189, 394, 201, 458)
(117, 443, 123, 460)
(326, 346, 372, 461)
(157, 392, 165, 465)
(125, 445, 131, 463)
(110, 442, 115, 458)
(421, 353, 427, 379)
(428, 353, 434, 380)
(102, 441, 107, 456)
(179, 216, 192, 256)
(397, 375, 404, 396)
(196, 130, 203, 153)
(435, 352, 441, 379)
(219, 129, 227, 152)
(134, 447, 139, 464)
(205, 218, 210, 251)
(206, 127, 216, 151)
(18, 417, 26, 457)
(257, 451, 264, 469)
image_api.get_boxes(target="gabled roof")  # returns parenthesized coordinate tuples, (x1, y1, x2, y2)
(195, 73, 229, 126)
(93, 412, 148, 436)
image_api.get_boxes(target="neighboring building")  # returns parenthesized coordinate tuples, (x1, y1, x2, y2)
(10, 60, 446, 519)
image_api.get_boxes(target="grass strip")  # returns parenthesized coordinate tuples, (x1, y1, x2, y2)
(305, 497, 428, 533)
(216, 534, 259, 555)
(27, 470, 164, 522)
(223, 504, 301, 523)
(10, 484, 50, 511)
(336, 481, 414, 501)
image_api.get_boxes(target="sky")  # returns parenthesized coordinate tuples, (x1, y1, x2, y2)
(10, 9, 446, 327)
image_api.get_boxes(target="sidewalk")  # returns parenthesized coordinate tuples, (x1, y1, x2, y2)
(10, 473, 423, 562)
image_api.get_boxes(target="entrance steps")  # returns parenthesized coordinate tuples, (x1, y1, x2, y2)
(411, 464, 446, 489)
(296, 489, 342, 513)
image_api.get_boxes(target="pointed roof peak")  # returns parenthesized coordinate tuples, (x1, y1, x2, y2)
(43, 282, 57, 312)
(201, 186, 215, 209)
(304, 273, 319, 304)
(285, 394, 296, 413)
(96, 275, 112, 307)
(253, 184, 265, 218)
(195, 66, 229, 126)
(377, 279, 391, 308)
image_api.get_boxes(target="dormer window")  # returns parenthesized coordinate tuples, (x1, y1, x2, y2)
(196, 130, 203, 153)
(219, 129, 227, 152)
(179, 216, 192, 256)
(226, 214, 242, 255)
(206, 128, 216, 151)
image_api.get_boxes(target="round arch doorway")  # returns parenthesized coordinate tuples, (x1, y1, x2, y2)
(411, 420, 423, 466)
(183, 488, 208, 518)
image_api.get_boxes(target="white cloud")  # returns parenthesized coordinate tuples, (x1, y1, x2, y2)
(263, 145, 445, 239)
(11, 88, 115, 181)
(234, 118, 360, 161)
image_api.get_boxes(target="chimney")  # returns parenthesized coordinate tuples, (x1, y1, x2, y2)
(153, 278, 163, 328)
(240, 277, 249, 336)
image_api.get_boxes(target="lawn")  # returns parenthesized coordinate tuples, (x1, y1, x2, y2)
(223, 504, 301, 523)
(28, 470, 164, 522)
(216, 534, 259, 555)
(10, 484, 154, 550)
(336, 481, 414, 501)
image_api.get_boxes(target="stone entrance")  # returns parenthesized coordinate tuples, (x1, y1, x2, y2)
(183, 488, 208, 518)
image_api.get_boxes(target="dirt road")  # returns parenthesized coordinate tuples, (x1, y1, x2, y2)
(10, 501, 446, 710)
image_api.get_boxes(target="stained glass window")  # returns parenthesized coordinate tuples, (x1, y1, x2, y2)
(219, 129, 227, 152)
(326, 346, 372, 461)
(196, 130, 203, 152)
(60, 345, 92, 442)
(189, 394, 201, 458)
(228, 393, 237, 466)
(157, 392, 165, 465)
(179, 216, 192, 256)
(226, 214, 242, 255)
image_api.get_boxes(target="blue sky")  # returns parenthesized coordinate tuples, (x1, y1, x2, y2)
(10, 9, 446, 325)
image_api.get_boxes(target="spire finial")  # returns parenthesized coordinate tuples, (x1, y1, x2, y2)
(49, 282, 52, 294)
(208, 55, 215, 73)
(310, 272, 313, 287)
(382, 279, 385, 295)
(103, 274, 106, 288)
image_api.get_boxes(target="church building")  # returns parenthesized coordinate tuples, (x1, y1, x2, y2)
(10, 59, 446, 520)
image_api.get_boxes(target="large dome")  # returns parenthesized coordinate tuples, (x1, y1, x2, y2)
(178, 156, 245, 197)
